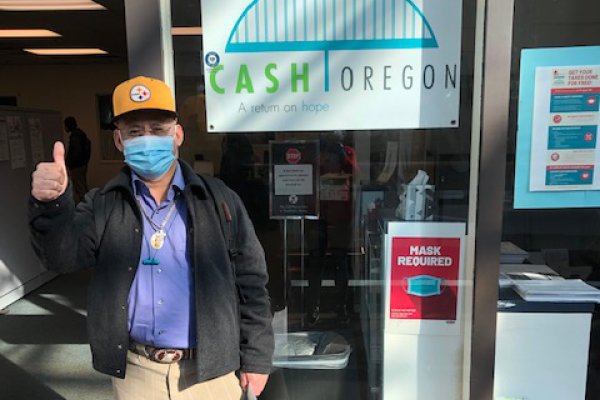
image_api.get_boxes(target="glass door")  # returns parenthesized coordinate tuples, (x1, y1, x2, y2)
(171, 0, 484, 398)
(497, 1, 600, 399)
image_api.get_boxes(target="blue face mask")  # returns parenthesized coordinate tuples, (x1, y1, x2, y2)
(122, 135, 176, 181)
(405, 275, 444, 297)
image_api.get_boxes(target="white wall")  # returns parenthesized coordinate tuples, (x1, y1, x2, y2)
(0, 63, 129, 188)
(0, 63, 129, 309)
(0, 107, 61, 308)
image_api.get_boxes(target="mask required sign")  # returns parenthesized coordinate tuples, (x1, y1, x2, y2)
(389, 234, 461, 321)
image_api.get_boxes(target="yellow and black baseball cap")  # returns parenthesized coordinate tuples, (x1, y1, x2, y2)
(112, 76, 177, 121)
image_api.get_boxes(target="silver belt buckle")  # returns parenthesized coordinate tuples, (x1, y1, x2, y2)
(149, 348, 183, 364)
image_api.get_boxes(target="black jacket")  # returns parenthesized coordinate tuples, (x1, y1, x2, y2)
(28, 161, 274, 380)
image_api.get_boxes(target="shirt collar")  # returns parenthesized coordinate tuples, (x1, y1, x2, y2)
(131, 162, 185, 203)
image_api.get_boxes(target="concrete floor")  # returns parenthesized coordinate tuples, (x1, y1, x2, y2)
(0, 270, 113, 400)
(0, 266, 368, 400)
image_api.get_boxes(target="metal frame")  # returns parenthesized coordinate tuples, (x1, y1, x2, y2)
(138, 0, 518, 397)
(123, 0, 175, 89)
(469, 0, 515, 398)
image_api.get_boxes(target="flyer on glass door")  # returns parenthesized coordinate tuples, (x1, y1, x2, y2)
(529, 65, 600, 191)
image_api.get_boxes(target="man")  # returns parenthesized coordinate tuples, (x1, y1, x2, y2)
(29, 76, 273, 399)
(64, 116, 91, 203)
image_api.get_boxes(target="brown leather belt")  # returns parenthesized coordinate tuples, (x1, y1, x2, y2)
(129, 341, 197, 364)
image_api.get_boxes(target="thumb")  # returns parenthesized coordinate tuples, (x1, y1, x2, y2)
(53, 141, 66, 167)
(240, 372, 249, 389)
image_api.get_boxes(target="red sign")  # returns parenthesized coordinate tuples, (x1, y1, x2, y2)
(390, 237, 460, 320)
(285, 148, 302, 164)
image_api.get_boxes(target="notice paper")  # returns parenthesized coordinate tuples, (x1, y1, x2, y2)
(274, 164, 313, 195)
(0, 119, 8, 161)
(7, 116, 26, 169)
(28, 118, 44, 165)
(514, 279, 600, 303)
(530, 65, 600, 191)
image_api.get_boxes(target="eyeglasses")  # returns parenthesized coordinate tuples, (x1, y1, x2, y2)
(119, 123, 176, 138)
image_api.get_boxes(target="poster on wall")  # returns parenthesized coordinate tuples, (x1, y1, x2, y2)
(7, 116, 26, 169)
(0, 119, 8, 161)
(270, 140, 319, 219)
(385, 222, 465, 323)
(515, 46, 600, 208)
(530, 66, 600, 191)
(200, 0, 463, 132)
(28, 118, 45, 165)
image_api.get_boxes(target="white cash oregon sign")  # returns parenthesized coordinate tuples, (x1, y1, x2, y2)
(200, 0, 462, 132)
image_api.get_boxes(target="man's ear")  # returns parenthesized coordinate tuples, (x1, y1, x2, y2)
(174, 124, 184, 147)
(113, 129, 124, 152)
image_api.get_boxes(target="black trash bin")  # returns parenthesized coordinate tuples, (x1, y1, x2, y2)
(261, 331, 352, 400)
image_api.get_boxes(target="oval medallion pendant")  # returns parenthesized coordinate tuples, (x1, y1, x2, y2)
(150, 231, 166, 250)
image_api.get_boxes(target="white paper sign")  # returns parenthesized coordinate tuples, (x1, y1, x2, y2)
(0, 120, 8, 161)
(530, 65, 600, 191)
(274, 164, 314, 195)
(201, 0, 463, 132)
(7, 116, 26, 169)
(29, 118, 45, 165)
(9, 139, 26, 169)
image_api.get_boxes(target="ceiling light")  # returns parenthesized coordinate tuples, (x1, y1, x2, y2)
(0, 29, 61, 38)
(171, 27, 203, 36)
(0, 1, 106, 11)
(24, 48, 108, 55)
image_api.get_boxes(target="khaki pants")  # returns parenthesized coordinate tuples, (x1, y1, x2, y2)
(112, 351, 243, 400)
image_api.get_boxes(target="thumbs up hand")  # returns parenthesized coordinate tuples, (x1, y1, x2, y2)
(31, 141, 69, 202)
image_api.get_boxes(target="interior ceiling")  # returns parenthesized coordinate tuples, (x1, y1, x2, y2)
(0, 0, 127, 65)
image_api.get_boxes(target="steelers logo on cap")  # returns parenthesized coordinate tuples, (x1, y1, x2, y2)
(130, 85, 151, 102)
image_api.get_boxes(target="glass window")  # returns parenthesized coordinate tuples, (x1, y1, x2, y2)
(172, 0, 478, 398)
(499, 1, 600, 399)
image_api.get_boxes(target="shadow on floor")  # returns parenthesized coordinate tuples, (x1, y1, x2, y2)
(0, 269, 113, 400)
(0, 354, 65, 400)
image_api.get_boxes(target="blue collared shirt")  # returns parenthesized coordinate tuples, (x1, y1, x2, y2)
(127, 163, 196, 348)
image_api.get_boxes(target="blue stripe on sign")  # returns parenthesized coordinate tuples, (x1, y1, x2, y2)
(402, 0, 406, 38)
(342, 0, 348, 40)
(392, 0, 396, 38)
(353, 0, 357, 39)
(255, 4, 260, 41)
(373, 0, 377, 38)
(382, 0, 386, 38)
(303, 0, 307, 40)
(412, 7, 416, 38)
(285, 0, 289, 41)
(363, 0, 366, 39)
(314, 0, 317, 41)
(264, 0, 268, 41)
(333, 0, 346, 40)
(274, 0, 278, 41)
(293, 0, 297, 40)
(323, 0, 326, 40)
(226, 37, 438, 52)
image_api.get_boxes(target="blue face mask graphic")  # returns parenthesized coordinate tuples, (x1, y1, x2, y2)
(404, 275, 444, 297)
(123, 135, 176, 181)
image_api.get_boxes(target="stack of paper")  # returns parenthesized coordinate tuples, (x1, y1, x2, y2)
(514, 279, 600, 303)
(500, 242, 529, 264)
(499, 271, 562, 288)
